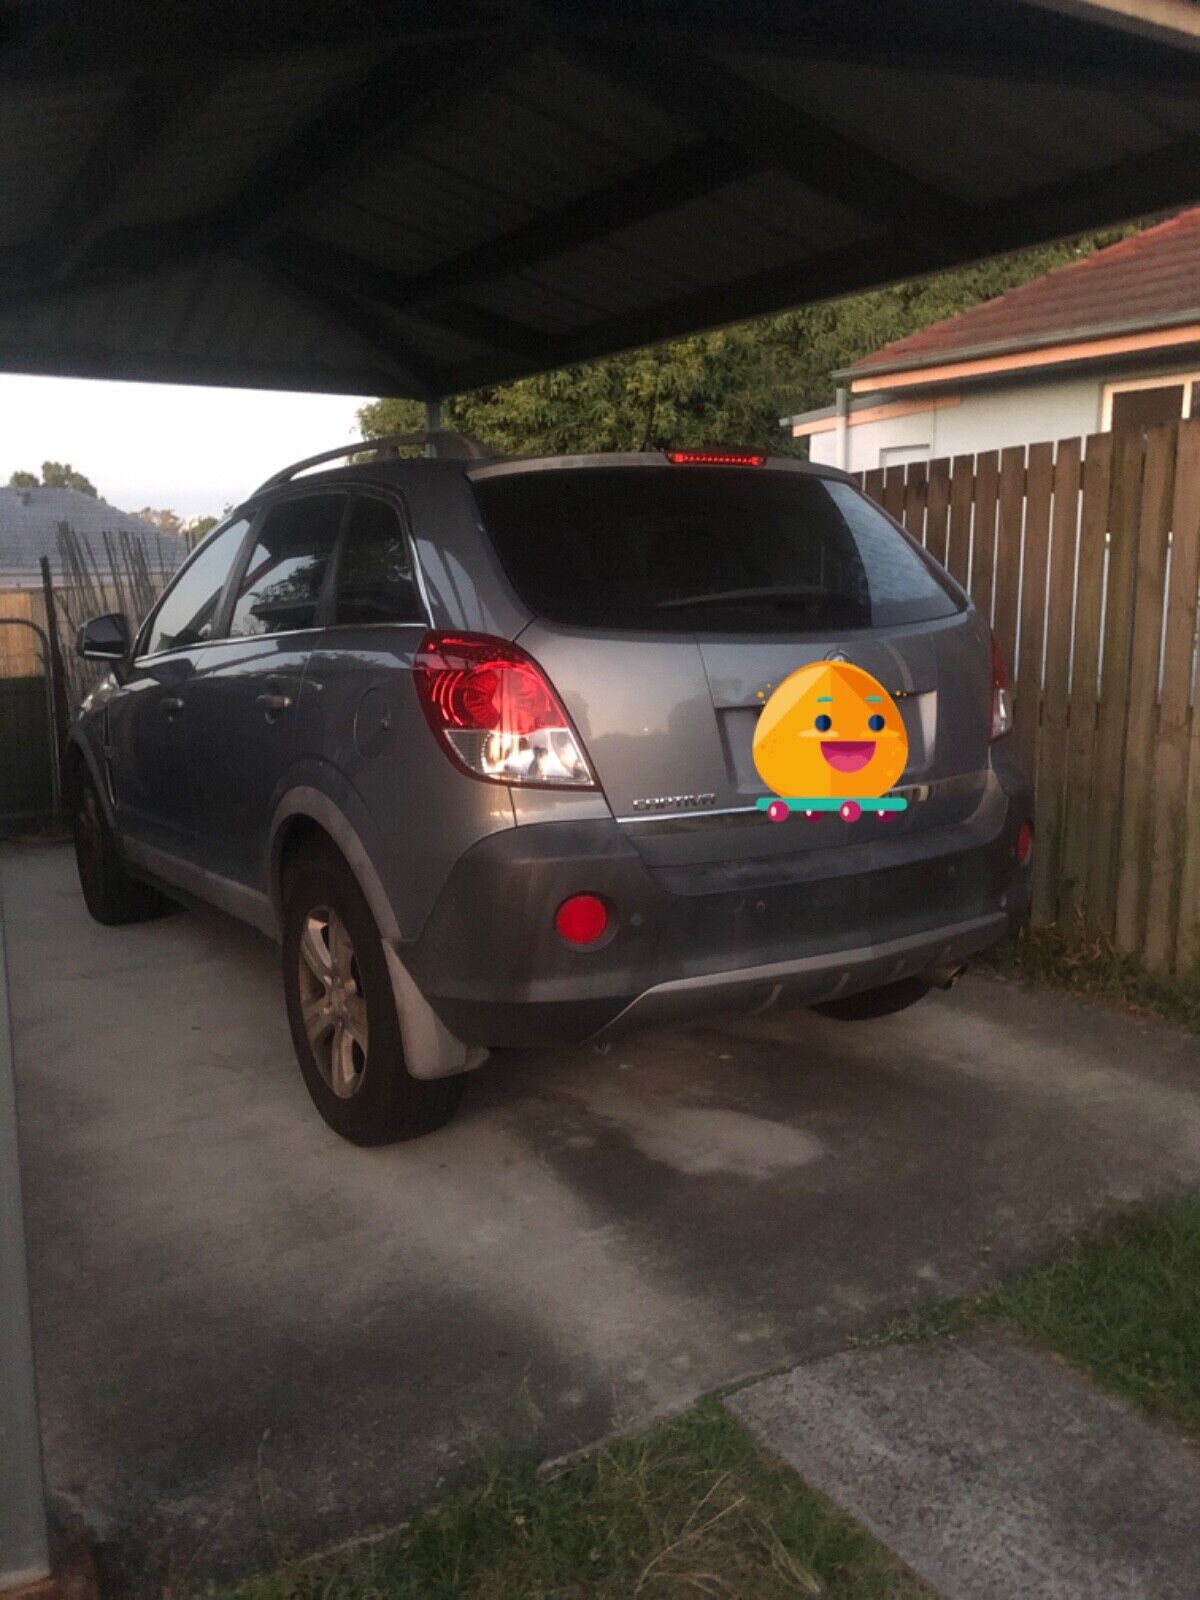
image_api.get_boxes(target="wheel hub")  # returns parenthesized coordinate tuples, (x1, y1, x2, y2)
(297, 905, 369, 1100)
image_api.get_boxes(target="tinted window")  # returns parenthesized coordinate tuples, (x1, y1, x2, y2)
(142, 518, 249, 655)
(334, 497, 422, 625)
(228, 495, 344, 638)
(473, 468, 960, 634)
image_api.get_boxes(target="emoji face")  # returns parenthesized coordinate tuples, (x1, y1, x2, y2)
(753, 662, 908, 800)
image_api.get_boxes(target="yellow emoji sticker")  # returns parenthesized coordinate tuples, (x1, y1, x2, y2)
(753, 662, 909, 824)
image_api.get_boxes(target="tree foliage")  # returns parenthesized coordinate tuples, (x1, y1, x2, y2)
(136, 505, 184, 535)
(8, 460, 99, 496)
(186, 514, 219, 548)
(359, 228, 1134, 455)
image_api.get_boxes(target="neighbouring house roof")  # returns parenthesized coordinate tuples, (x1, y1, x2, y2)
(0, 487, 187, 579)
(838, 206, 1200, 386)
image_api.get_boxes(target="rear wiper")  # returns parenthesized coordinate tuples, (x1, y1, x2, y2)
(655, 586, 824, 609)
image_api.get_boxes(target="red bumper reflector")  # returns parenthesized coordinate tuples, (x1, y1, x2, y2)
(555, 893, 609, 946)
(1016, 821, 1033, 865)
(665, 449, 766, 466)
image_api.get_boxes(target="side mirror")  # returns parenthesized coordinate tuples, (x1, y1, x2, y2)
(76, 613, 131, 662)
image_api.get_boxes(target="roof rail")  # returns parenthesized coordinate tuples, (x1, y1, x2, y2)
(252, 431, 490, 496)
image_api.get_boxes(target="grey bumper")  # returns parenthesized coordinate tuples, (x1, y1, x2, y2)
(593, 911, 1009, 1037)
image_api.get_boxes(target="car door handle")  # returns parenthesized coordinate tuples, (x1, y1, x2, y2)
(162, 696, 184, 717)
(256, 692, 293, 717)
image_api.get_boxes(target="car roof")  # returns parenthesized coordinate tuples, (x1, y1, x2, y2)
(245, 444, 854, 508)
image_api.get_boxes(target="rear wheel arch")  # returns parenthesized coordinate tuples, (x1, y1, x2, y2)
(267, 786, 401, 942)
(268, 790, 485, 1085)
(62, 740, 87, 813)
(63, 733, 112, 822)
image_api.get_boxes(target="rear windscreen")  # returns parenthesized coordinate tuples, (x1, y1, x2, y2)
(473, 466, 961, 634)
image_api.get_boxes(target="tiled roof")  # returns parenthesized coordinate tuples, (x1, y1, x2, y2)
(0, 487, 187, 577)
(845, 207, 1200, 378)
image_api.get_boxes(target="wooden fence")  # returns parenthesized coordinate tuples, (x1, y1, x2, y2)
(858, 419, 1200, 978)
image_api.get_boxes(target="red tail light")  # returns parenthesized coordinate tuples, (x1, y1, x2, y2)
(555, 894, 609, 946)
(665, 449, 766, 466)
(413, 631, 594, 787)
(990, 629, 1013, 741)
(1016, 820, 1033, 865)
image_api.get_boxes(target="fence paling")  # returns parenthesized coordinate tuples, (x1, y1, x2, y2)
(1114, 424, 1174, 955)
(1014, 441, 1053, 781)
(1059, 434, 1111, 928)
(1146, 423, 1200, 972)
(1033, 437, 1081, 927)
(1087, 427, 1144, 937)
(948, 452, 977, 594)
(992, 446, 1025, 684)
(860, 419, 1200, 978)
(925, 458, 950, 562)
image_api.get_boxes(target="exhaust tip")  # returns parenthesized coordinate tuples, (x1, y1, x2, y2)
(927, 961, 968, 991)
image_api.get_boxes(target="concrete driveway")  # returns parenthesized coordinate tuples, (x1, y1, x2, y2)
(6, 841, 1199, 1592)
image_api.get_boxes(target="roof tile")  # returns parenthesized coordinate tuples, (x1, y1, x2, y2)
(848, 207, 1200, 376)
(0, 488, 187, 578)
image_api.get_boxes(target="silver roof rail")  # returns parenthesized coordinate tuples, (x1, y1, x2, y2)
(252, 431, 490, 496)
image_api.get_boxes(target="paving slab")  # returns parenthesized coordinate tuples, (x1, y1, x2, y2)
(728, 1334, 1200, 1600)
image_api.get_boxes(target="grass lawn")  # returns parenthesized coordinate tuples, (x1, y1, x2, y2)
(209, 1400, 929, 1600)
(978, 923, 1200, 1033)
(199, 1197, 1200, 1598)
(866, 1193, 1200, 1436)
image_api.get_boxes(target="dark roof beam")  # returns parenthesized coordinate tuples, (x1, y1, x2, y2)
(263, 263, 444, 397)
(580, 40, 981, 260)
(0, 3, 512, 81)
(28, 72, 219, 282)
(360, 139, 764, 313)
(238, 38, 529, 249)
(273, 238, 546, 359)
(974, 136, 1200, 249)
(0, 35, 530, 320)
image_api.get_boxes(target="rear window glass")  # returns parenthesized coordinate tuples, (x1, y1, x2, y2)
(472, 466, 959, 634)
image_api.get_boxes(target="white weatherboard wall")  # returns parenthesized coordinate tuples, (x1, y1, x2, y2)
(810, 373, 1104, 471)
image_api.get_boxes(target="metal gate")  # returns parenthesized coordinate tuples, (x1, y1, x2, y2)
(0, 618, 60, 829)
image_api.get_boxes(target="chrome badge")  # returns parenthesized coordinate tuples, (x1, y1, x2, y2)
(631, 792, 717, 812)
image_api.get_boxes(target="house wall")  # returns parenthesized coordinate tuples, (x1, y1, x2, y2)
(809, 372, 1105, 471)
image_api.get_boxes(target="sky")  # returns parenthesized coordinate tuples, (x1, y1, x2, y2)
(0, 374, 377, 519)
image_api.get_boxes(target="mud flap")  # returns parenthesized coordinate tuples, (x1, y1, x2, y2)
(382, 943, 489, 1081)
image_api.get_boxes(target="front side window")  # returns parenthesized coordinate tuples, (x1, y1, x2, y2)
(473, 466, 960, 634)
(142, 518, 250, 656)
(334, 496, 423, 625)
(228, 495, 345, 638)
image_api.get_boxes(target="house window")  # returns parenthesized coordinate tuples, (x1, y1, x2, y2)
(879, 444, 930, 469)
(1103, 373, 1199, 432)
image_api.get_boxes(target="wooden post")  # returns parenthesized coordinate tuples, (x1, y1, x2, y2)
(38, 558, 71, 776)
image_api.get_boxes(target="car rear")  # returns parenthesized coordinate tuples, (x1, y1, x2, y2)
(401, 453, 1033, 1046)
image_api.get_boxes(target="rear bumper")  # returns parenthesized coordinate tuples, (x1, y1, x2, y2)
(594, 911, 1007, 1037)
(401, 759, 1033, 1047)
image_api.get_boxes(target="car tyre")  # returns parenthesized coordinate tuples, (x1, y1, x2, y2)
(282, 844, 464, 1145)
(73, 770, 170, 925)
(811, 975, 931, 1021)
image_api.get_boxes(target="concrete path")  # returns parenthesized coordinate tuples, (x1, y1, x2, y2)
(5, 842, 1200, 1591)
(728, 1335, 1200, 1599)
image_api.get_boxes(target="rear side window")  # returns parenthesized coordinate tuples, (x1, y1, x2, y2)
(472, 467, 959, 634)
(228, 495, 345, 638)
(334, 497, 423, 625)
(142, 517, 250, 655)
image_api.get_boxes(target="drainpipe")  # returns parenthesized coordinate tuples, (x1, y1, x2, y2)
(423, 398, 442, 458)
(835, 385, 849, 472)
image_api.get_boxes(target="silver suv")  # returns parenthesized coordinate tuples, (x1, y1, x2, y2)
(67, 434, 1033, 1144)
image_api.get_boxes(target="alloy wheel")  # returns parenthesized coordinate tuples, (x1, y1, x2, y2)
(298, 905, 369, 1099)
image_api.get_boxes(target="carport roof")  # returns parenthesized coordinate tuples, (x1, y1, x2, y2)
(0, 0, 1198, 401)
